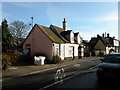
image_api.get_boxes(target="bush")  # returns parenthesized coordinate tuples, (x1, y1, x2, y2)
(52, 55, 62, 64)
(2, 53, 20, 70)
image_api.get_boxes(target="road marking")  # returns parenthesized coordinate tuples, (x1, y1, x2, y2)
(74, 64, 80, 67)
(89, 65, 98, 70)
(55, 68, 65, 82)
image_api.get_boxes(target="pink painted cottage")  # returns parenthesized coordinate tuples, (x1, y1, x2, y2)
(23, 19, 84, 61)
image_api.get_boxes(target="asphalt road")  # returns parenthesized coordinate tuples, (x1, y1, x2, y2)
(47, 70, 120, 89)
(3, 58, 103, 90)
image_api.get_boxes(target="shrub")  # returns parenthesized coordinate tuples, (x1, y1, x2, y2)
(52, 55, 62, 64)
(2, 53, 20, 70)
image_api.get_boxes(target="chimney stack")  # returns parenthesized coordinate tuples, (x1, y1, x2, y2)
(102, 33, 104, 37)
(97, 34, 100, 38)
(63, 18, 67, 31)
(107, 33, 110, 38)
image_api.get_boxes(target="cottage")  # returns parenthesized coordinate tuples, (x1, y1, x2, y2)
(89, 33, 120, 56)
(23, 19, 84, 61)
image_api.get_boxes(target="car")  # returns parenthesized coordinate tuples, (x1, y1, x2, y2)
(97, 53, 120, 80)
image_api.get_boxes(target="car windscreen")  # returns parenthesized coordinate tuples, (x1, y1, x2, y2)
(104, 54, 120, 63)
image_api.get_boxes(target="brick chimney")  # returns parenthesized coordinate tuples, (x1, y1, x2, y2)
(107, 33, 110, 38)
(102, 33, 104, 37)
(63, 18, 67, 31)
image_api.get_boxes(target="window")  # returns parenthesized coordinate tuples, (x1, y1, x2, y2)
(55, 48, 59, 55)
(69, 46, 73, 56)
(26, 44, 30, 49)
(55, 44, 59, 55)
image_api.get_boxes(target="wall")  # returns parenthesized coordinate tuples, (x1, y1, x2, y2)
(53, 43, 66, 60)
(52, 43, 59, 56)
(114, 39, 119, 46)
(70, 31, 74, 43)
(64, 43, 79, 58)
(94, 39, 105, 50)
(106, 46, 115, 54)
(60, 43, 65, 60)
(77, 33, 82, 44)
(23, 25, 53, 61)
(94, 39, 106, 55)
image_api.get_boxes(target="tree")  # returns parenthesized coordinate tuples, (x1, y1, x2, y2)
(9, 21, 29, 38)
(9, 21, 30, 51)
(2, 19, 13, 52)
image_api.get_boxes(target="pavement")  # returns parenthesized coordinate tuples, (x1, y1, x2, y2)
(2, 56, 101, 81)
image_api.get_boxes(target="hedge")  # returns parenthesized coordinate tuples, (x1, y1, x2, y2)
(2, 53, 21, 70)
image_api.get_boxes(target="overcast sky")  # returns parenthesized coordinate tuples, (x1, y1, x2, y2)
(2, 1, 119, 41)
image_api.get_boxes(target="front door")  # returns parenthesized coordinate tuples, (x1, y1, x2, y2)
(78, 46, 81, 59)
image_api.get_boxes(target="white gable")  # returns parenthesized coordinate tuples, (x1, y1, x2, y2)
(70, 31, 74, 43)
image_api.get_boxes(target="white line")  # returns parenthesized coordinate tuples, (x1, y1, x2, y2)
(74, 64, 80, 67)
(39, 81, 60, 90)
(89, 65, 98, 70)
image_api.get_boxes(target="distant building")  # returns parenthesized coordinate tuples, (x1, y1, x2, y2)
(23, 19, 84, 61)
(89, 33, 120, 56)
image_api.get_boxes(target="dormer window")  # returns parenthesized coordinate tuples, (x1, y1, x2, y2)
(70, 31, 74, 43)
(74, 32, 82, 44)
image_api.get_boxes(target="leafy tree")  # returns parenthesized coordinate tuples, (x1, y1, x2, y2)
(2, 19, 13, 52)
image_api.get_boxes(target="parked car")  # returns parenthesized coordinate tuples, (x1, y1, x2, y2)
(97, 53, 120, 80)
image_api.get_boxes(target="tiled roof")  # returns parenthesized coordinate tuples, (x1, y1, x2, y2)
(37, 24, 65, 43)
(61, 30, 72, 35)
(50, 25, 80, 44)
(50, 25, 69, 43)
(50, 25, 64, 33)
(90, 35, 115, 47)
(74, 33, 79, 37)
(100, 37, 112, 46)
(89, 38, 98, 47)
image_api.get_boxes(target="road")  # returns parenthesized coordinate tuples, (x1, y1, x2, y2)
(47, 70, 120, 89)
(3, 58, 114, 90)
